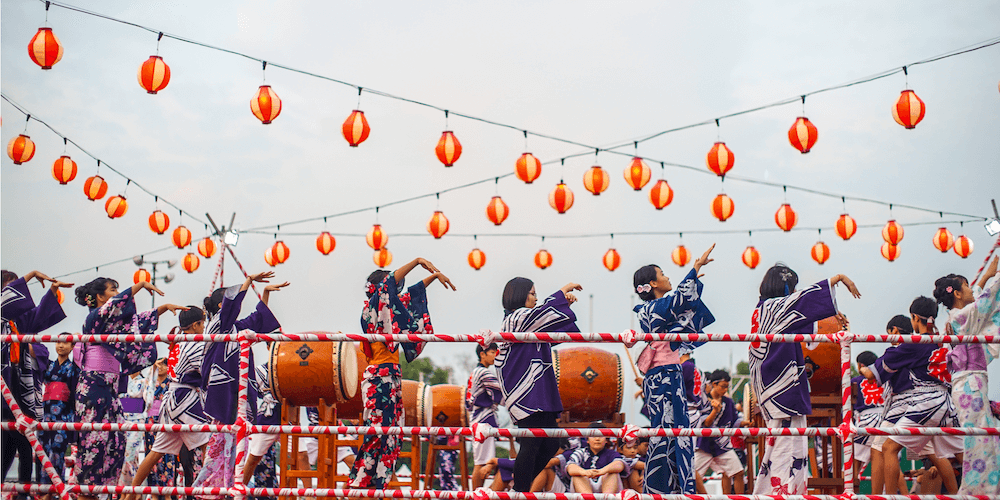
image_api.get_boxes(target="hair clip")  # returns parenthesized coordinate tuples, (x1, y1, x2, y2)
(636, 284, 652, 294)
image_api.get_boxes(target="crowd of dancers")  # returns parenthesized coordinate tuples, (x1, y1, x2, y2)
(2, 245, 998, 499)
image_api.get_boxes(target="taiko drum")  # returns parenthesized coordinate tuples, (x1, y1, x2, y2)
(268, 338, 359, 407)
(801, 316, 848, 395)
(552, 347, 623, 422)
(423, 384, 467, 427)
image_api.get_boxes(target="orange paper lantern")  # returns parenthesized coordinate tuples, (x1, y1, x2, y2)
(603, 249, 621, 272)
(182, 253, 200, 273)
(515, 153, 542, 183)
(83, 175, 108, 201)
(373, 248, 393, 268)
(953, 235, 974, 259)
(197, 238, 216, 259)
(468, 248, 486, 270)
(148, 210, 170, 235)
(623, 157, 651, 191)
(138, 56, 170, 94)
(55, 288, 64, 304)
(8, 135, 35, 165)
(342, 110, 370, 147)
(882, 220, 904, 245)
(105, 195, 128, 219)
(548, 182, 574, 214)
(172, 226, 192, 249)
(711, 194, 735, 222)
(583, 166, 609, 195)
(271, 241, 290, 264)
(52, 156, 77, 184)
(649, 180, 674, 210)
(316, 232, 336, 255)
(264, 247, 277, 267)
(133, 269, 151, 284)
(28, 27, 63, 70)
(366, 224, 388, 250)
(788, 117, 818, 153)
(775, 203, 798, 232)
(932, 227, 954, 253)
(706, 142, 735, 177)
(835, 214, 857, 241)
(486, 196, 509, 226)
(892, 90, 925, 129)
(672, 245, 690, 267)
(811, 241, 830, 265)
(427, 211, 450, 239)
(881, 242, 901, 262)
(742, 246, 761, 269)
(251, 85, 282, 124)
(435, 131, 462, 167)
(534, 249, 553, 270)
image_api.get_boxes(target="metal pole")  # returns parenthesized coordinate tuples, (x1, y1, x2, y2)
(589, 294, 594, 334)
(150, 263, 158, 309)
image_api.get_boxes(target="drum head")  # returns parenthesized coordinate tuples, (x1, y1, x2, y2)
(268, 342, 281, 402)
(422, 383, 433, 428)
(339, 342, 359, 401)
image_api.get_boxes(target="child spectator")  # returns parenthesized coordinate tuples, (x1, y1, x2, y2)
(694, 370, 744, 495)
(618, 439, 645, 491)
(566, 423, 628, 493)
(467, 342, 502, 488)
(39, 339, 77, 492)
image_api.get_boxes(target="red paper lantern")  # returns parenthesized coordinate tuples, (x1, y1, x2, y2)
(172, 226, 192, 249)
(706, 142, 735, 177)
(486, 196, 509, 226)
(342, 110, 370, 147)
(932, 227, 954, 253)
(835, 214, 857, 241)
(182, 253, 200, 273)
(515, 153, 542, 184)
(775, 203, 798, 232)
(8, 135, 36, 165)
(133, 269, 151, 284)
(366, 224, 388, 250)
(534, 249, 553, 270)
(105, 195, 128, 219)
(83, 175, 108, 201)
(811, 241, 830, 265)
(881, 242, 901, 262)
(316, 232, 336, 255)
(54, 288, 64, 304)
(435, 131, 462, 167)
(137, 56, 170, 94)
(548, 182, 574, 214)
(271, 241, 290, 264)
(197, 238, 216, 259)
(711, 194, 735, 222)
(603, 249, 621, 272)
(251, 85, 282, 124)
(893, 90, 925, 129)
(373, 248, 393, 268)
(623, 157, 651, 191)
(788, 117, 818, 153)
(264, 247, 277, 267)
(742, 246, 761, 269)
(52, 156, 77, 184)
(672, 245, 690, 267)
(427, 211, 450, 239)
(882, 220, 904, 245)
(649, 180, 674, 210)
(28, 27, 63, 70)
(468, 248, 486, 270)
(148, 210, 170, 235)
(583, 166, 609, 195)
(953, 235, 974, 259)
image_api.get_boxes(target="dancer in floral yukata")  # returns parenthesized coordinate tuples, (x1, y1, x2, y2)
(71, 277, 185, 500)
(350, 257, 456, 489)
(749, 265, 860, 496)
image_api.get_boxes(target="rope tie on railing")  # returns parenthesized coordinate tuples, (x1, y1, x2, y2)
(620, 423, 641, 446)
(620, 328, 639, 348)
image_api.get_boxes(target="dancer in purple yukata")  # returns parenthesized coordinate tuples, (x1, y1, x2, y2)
(748, 265, 860, 495)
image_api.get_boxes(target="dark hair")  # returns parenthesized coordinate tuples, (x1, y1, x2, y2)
(179, 307, 205, 329)
(366, 270, 391, 298)
(588, 421, 608, 429)
(557, 438, 571, 451)
(909, 296, 938, 329)
(75, 277, 119, 308)
(856, 351, 877, 368)
(1, 270, 18, 287)
(204, 288, 225, 316)
(708, 369, 731, 383)
(502, 277, 534, 314)
(885, 315, 913, 334)
(933, 274, 967, 309)
(476, 343, 499, 358)
(633, 265, 659, 301)
(759, 263, 798, 300)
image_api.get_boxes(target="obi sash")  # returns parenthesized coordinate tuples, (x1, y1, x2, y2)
(74, 344, 121, 373)
(120, 397, 145, 414)
(42, 381, 71, 402)
(148, 399, 162, 418)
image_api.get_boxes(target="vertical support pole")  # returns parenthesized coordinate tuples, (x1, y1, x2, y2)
(839, 334, 855, 496)
(232, 335, 252, 500)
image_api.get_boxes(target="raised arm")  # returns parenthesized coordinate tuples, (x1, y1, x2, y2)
(977, 256, 998, 290)
(21, 270, 53, 286)
(394, 258, 439, 284)
(829, 274, 862, 299)
(131, 281, 165, 298)
(261, 281, 290, 306)
(421, 271, 457, 291)
(692, 243, 715, 274)
(155, 304, 188, 317)
(242, 271, 274, 293)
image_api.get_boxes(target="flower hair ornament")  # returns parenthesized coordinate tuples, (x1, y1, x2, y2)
(364, 282, 377, 296)
(636, 284, 652, 294)
(946, 286, 954, 293)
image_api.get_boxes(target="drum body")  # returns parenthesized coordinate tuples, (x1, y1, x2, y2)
(332, 344, 368, 421)
(801, 316, 847, 395)
(402, 380, 427, 426)
(423, 384, 467, 427)
(269, 338, 359, 407)
(553, 347, 623, 422)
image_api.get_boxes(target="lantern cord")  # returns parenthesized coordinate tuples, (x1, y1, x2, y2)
(801, 95, 806, 115)
(357, 87, 363, 108)
(53, 245, 177, 279)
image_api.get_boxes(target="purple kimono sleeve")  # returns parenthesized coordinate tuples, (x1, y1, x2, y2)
(871, 344, 922, 386)
(762, 279, 838, 333)
(218, 286, 247, 333)
(234, 301, 280, 334)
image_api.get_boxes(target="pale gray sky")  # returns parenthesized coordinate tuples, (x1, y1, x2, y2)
(3, 1, 999, 424)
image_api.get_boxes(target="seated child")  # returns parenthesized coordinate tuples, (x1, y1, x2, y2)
(618, 439, 645, 491)
(694, 370, 744, 494)
(566, 424, 628, 493)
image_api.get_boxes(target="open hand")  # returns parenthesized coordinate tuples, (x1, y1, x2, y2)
(145, 282, 165, 296)
(561, 282, 583, 295)
(436, 273, 457, 291)
(248, 271, 274, 283)
(417, 258, 440, 274)
(841, 275, 861, 299)
(161, 304, 188, 315)
(264, 281, 290, 293)
(694, 243, 716, 271)
(565, 292, 578, 304)
(50, 280, 74, 290)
